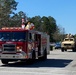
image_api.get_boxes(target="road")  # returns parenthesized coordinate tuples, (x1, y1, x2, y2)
(0, 49, 76, 75)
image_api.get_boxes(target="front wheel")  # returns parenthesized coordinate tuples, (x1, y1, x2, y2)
(43, 50, 47, 60)
(72, 48, 76, 52)
(40, 49, 47, 60)
(1, 59, 8, 65)
(32, 50, 36, 59)
(61, 48, 64, 52)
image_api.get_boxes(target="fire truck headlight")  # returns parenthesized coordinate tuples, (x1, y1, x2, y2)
(16, 46, 22, 52)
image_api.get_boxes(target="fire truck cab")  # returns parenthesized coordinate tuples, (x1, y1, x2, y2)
(0, 27, 50, 64)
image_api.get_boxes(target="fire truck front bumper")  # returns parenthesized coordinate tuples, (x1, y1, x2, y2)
(0, 53, 27, 59)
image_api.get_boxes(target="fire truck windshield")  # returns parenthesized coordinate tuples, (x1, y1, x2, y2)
(0, 32, 26, 41)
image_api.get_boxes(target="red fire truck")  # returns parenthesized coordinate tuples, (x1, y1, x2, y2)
(0, 27, 50, 64)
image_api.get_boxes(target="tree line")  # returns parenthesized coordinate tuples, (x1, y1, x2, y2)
(0, 0, 64, 42)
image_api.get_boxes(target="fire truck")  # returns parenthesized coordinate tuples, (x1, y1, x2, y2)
(0, 27, 50, 64)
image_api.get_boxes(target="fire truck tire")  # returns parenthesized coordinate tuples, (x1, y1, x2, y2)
(31, 51, 36, 63)
(1, 59, 8, 64)
(25, 51, 36, 64)
(32, 51, 36, 59)
(43, 49, 47, 60)
(39, 49, 47, 60)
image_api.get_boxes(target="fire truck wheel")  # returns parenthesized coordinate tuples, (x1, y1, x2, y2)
(32, 51, 36, 59)
(38, 49, 47, 60)
(1, 59, 8, 64)
(43, 49, 47, 60)
(25, 51, 36, 64)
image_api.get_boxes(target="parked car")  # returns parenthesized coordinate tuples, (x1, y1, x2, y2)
(50, 43, 55, 50)
(54, 42, 61, 49)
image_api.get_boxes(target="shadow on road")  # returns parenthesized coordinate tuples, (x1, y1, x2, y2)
(1, 59, 72, 68)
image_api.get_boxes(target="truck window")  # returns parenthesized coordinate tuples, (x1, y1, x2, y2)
(13, 32, 26, 41)
(28, 33, 35, 41)
(70, 39, 73, 41)
(64, 39, 69, 41)
(0, 32, 26, 41)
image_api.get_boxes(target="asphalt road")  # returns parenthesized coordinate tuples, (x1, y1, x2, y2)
(0, 49, 76, 75)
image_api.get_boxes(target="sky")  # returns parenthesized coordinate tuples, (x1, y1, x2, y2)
(15, 0, 76, 34)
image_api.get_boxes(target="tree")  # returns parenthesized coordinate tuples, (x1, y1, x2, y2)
(10, 11, 27, 27)
(48, 16, 57, 34)
(0, 0, 18, 27)
(53, 25, 65, 42)
(28, 16, 42, 31)
(28, 16, 57, 42)
(41, 16, 57, 42)
(41, 16, 50, 32)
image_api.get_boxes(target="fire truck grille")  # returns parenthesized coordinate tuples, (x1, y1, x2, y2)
(3, 44, 16, 52)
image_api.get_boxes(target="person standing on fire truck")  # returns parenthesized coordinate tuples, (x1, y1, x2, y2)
(21, 18, 35, 30)
(25, 22, 35, 30)
(25, 22, 31, 30)
(21, 18, 25, 29)
(21, 18, 28, 29)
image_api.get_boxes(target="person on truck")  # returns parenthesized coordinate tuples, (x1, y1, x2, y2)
(25, 22, 31, 30)
(25, 22, 35, 30)
(21, 23, 25, 29)
(21, 18, 28, 29)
